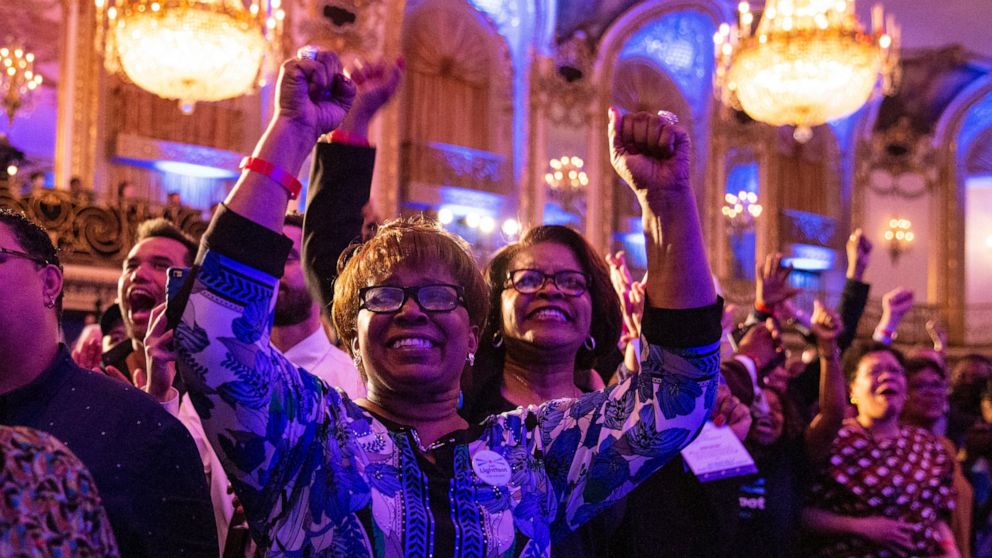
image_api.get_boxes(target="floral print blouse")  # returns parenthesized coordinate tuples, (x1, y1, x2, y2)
(0, 426, 120, 557)
(174, 207, 721, 557)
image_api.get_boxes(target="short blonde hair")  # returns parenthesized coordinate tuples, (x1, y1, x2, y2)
(332, 217, 489, 355)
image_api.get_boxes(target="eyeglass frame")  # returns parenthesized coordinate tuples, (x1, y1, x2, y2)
(358, 284, 467, 313)
(504, 268, 591, 297)
(0, 246, 51, 267)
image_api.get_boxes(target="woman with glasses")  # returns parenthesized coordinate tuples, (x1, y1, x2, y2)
(462, 226, 621, 418)
(459, 224, 624, 557)
(170, 49, 722, 556)
(901, 356, 972, 557)
(802, 344, 960, 557)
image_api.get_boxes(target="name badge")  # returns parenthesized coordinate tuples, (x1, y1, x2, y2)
(472, 449, 512, 486)
(680, 421, 757, 482)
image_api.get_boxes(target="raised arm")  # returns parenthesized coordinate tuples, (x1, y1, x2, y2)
(805, 300, 846, 464)
(225, 52, 354, 231)
(837, 228, 872, 350)
(303, 58, 403, 310)
(173, 51, 360, 546)
(529, 109, 722, 537)
(608, 108, 716, 308)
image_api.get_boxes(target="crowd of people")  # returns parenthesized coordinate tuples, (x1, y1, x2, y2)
(1, 47, 991, 558)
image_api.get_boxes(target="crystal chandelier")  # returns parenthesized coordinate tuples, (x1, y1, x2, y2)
(1, 45, 44, 124)
(714, 1, 899, 143)
(96, 0, 285, 113)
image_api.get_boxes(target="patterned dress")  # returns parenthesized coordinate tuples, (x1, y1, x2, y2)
(805, 420, 956, 557)
(174, 208, 722, 557)
(0, 426, 120, 557)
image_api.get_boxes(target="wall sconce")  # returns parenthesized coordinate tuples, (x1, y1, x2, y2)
(883, 218, 914, 262)
(721, 190, 763, 233)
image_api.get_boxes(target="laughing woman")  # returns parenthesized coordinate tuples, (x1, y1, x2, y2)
(802, 343, 959, 558)
(171, 50, 722, 556)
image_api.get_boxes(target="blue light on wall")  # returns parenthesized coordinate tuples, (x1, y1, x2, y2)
(958, 91, 992, 157)
(619, 10, 716, 115)
(783, 243, 836, 271)
(153, 161, 238, 179)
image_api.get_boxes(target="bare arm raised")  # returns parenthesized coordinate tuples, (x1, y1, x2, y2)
(608, 108, 716, 309)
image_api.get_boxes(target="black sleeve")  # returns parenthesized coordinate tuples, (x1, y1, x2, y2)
(302, 142, 376, 311)
(836, 278, 870, 351)
(198, 203, 292, 278)
(640, 297, 725, 348)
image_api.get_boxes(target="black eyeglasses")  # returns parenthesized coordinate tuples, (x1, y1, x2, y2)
(0, 247, 49, 267)
(359, 284, 466, 313)
(505, 269, 590, 296)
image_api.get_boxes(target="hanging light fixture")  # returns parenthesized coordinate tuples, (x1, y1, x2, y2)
(714, 1, 899, 143)
(1, 45, 44, 124)
(96, 0, 285, 114)
(722, 190, 763, 233)
(544, 155, 589, 192)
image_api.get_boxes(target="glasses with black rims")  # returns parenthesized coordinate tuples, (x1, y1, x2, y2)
(506, 269, 590, 296)
(0, 247, 49, 267)
(359, 284, 466, 313)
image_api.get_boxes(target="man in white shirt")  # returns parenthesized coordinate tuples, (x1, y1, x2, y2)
(271, 212, 365, 399)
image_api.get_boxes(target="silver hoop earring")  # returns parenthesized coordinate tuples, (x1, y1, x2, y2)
(583, 335, 596, 351)
(466, 352, 475, 367)
(492, 332, 503, 348)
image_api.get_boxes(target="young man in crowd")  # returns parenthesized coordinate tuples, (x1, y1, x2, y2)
(0, 208, 217, 557)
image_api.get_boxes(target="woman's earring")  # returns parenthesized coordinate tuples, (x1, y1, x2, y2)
(44, 297, 55, 309)
(466, 352, 475, 367)
(492, 332, 503, 348)
(583, 335, 597, 351)
(351, 339, 362, 369)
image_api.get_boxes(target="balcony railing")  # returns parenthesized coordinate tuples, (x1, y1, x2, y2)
(401, 141, 510, 195)
(0, 185, 206, 267)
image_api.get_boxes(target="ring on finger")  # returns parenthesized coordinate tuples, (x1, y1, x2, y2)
(656, 110, 679, 126)
(296, 45, 319, 61)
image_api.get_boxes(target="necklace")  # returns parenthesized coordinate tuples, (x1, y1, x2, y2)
(409, 429, 457, 453)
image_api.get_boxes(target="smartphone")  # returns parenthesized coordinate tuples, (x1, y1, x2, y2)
(101, 339, 133, 381)
(166, 267, 189, 302)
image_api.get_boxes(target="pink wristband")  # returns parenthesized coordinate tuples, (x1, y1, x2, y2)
(239, 157, 302, 200)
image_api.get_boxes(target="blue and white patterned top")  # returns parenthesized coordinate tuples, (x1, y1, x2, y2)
(175, 207, 721, 557)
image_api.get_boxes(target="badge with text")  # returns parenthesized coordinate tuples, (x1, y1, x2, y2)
(472, 450, 512, 486)
(680, 421, 757, 482)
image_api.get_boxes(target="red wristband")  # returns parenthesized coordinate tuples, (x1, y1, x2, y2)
(328, 129, 371, 147)
(755, 301, 775, 315)
(239, 157, 302, 200)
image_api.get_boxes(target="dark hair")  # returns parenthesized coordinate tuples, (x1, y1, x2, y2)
(0, 209, 63, 321)
(29, 171, 44, 181)
(480, 225, 622, 372)
(134, 218, 196, 265)
(332, 216, 489, 365)
(283, 211, 304, 229)
(116, 181, 132, 199)
(842, 341, 906, 383)
(905, 356, 947, 381)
